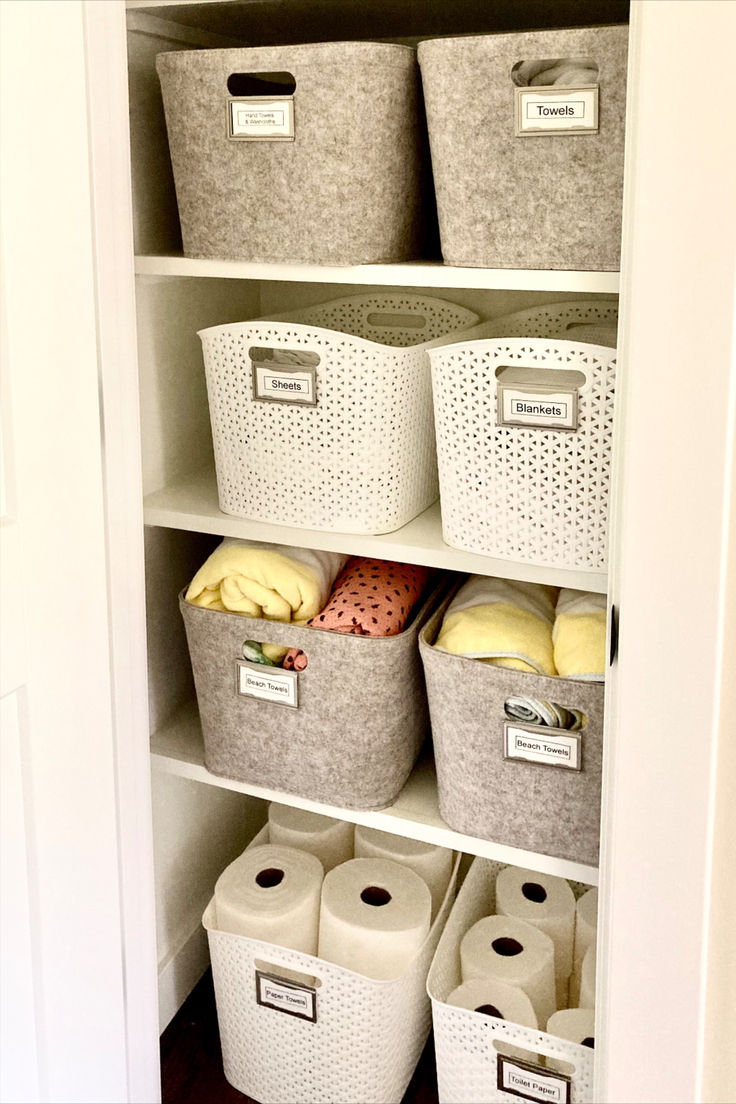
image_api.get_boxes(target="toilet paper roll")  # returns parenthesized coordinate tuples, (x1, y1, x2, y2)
(545, 1008, 595, 1073)
(214, 844, 323, 954)
(268, 803, 354, 872)
(569, 887, 598, 1002)
(579, 944, 597, 1009)
(460, 915, 556, 1028)
(447, 978, 539, 1062)
(495, 866, 575, 1007)
(318, 857, 432, 979)
(354, 825, 453, 918)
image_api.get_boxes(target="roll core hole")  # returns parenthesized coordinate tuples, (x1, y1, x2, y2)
(582, 1037, 595, 1048)
(255, 867, 284, 888)
(522, 881, 548, 903)
(475, 1004, 503, 1018)
(492, 937, 523, 957)
(360, 886, 391, 907)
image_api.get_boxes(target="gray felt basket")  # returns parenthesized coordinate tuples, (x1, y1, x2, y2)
(180, 582, 444, 809)
(418, 26, 628, 270)
(156, 42, 434, 265)
(419, 594, 604, 865)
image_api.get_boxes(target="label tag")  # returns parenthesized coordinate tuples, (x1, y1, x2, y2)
(497, 384, 578, 431)
(229, 97, 295, 140)
(504, 723, 582, 771)
(497, 1055, 571, 1103)
(255, 971, 317, 1022)
(252, 360, 317, 405)
(515, 85, 599, 136)
(237, 660, 298, 708)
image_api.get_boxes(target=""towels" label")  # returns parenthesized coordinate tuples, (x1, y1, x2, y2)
(498, 384, 578, 430)
(237, 660, 299, 708)
(255, 970, 317, 1022)
(504, 723, 582, 771)
(229, 97, 295, 140)
(515, 86, 599, 136)
(497, 1056, 572, 1102)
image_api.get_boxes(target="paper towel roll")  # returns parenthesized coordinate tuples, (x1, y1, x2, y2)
(579, 944, 597, 1009)
(448, 978, 539, 1062)
(495, 866, 575, 1007)
(545, 1008, 595, 1073)
(318, 857, 431, 979)
(570, 887, 598, 1002)
(214, 844, 323, 954)
(268, 803, 354, 872)
(353, 825, 453, 918)
(460, 915, 556, 1028)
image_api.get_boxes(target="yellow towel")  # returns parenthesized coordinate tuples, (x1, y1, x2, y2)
(434, 577, 558, 676)
(553, 590, 607, 680)
(186, 540, 348, 659)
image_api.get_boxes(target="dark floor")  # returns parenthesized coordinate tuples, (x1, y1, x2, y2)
(161, 970, 440, 1104)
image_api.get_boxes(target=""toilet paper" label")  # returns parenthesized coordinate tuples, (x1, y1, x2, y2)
(255, 970, 317, 1022)
(497, 1056, 571, 1103)
(503, 723, 582, 771)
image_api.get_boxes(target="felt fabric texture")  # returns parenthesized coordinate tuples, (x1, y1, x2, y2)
(434, 575, 558, 675)
(418, 26, 628, 270)
(420, 595, 604, 865)
(310, 557, 432, 636)
(157, 43, 434, 265)
(180, 582, 441, 810)
(553, 590, 607, 681)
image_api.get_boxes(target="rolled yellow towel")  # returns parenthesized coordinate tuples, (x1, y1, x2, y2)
(553, 590, 607, 681)
(434, 576, 558, 676)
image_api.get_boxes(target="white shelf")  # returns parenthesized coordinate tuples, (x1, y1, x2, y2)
(143, 467, 609, 593)
(135, 253, 621, 294)
(152, 701, 599, 885)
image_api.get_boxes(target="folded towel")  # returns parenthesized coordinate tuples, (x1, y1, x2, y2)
(434, 576, 559, 676)
(308, 557, 432, 636)
(553, 589, 607, 681)
(186, 540, 348, 659)
(504, 696, 585, 731)
(516, 59, 598, 87)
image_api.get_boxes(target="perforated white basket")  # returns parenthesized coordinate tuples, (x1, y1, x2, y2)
(428, 857, 595, 1104)
(199, 293, 479, 535)
(204, 826, 460, 1104)
(429, 318, 617, 570)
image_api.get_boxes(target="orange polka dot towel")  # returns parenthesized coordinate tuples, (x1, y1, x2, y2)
(310, 557, 432, 636)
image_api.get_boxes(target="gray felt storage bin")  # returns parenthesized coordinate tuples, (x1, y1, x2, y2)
(180, 583, 442, 809)
(419, 597, 604, 865)
(156, 42, 433, 265)
(418, 26, 628, 269)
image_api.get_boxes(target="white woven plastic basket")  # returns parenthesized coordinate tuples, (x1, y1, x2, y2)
(199, 293, 479, 535)
(428, 857, 595, 1104)
(429, 325, 617, 570)
(204, 826, 460, 1104)
(470, 300, 618, 341)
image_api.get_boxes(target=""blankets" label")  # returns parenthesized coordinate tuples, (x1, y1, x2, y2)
(515, 86, 598, 136)
(498, 384, 578, 430)
(504, 722, 582, 771)
(497, 1055, 572, 1102)
(237, 660, 299, 708)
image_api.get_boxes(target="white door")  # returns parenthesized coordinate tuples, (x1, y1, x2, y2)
(0, 3, 158, 1101)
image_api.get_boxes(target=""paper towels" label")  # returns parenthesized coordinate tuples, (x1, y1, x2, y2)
(497, 1055, 571, 1102)
(255, 970, 317, 1022)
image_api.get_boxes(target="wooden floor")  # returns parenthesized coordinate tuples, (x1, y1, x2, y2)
(160, 970, 440, 1104)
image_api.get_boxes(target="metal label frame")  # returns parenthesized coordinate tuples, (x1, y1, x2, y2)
(251, 360, 318, 406)
(515, 85, 599, 137)
(236, 659, 299, 708)
(497, 1054, 572, 1103)
(503, 721, 583, 772)
(228, 95, 295, 141)
(255, 970, 317, 1022)
(497, 381, 579, 431)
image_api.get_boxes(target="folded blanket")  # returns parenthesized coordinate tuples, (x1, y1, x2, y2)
(515, 59, 598, 87)
(553, 589, 607, 681)
(434, 576, 559, 676)
(308, 557, 431, 636)
(186, 540, 348, 659)
(504, 696, 584, 731)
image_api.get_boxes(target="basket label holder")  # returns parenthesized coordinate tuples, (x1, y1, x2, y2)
(229, 96, 295, 140)
(237, 660, 299, 708)
(497, 1055, 572, 1103)
(255, 970, 317, 1022)
(252, 359, 317, 405)
(504, 722, 582, 771)
(515, 85, 599, 136)
(497, 382, 578, 431)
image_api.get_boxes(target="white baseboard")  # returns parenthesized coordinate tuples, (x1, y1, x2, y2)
(157, 921, 210, 1033)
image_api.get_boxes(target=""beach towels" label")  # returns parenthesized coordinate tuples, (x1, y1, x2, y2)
(237, 660, 299, 708)
(504, 723, 582, 771)
(498, 384, 578, 430)
(515, 86, 599, 135)
(229, 97, 294, 140)
(497, 1055, 572, 1102)
(255, 971, 317, 1022)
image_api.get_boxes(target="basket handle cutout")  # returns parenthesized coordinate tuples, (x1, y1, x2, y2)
(495, 365, 587, 388)
(511, 58, 599, 88)
(242, 639, 308, 671)
(254, 958, 323, 990)
(227, 71, 296, 97)
(365, 311, 428, 331)
(504, 697, 587, 731)
(249, 346, 320, 368)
